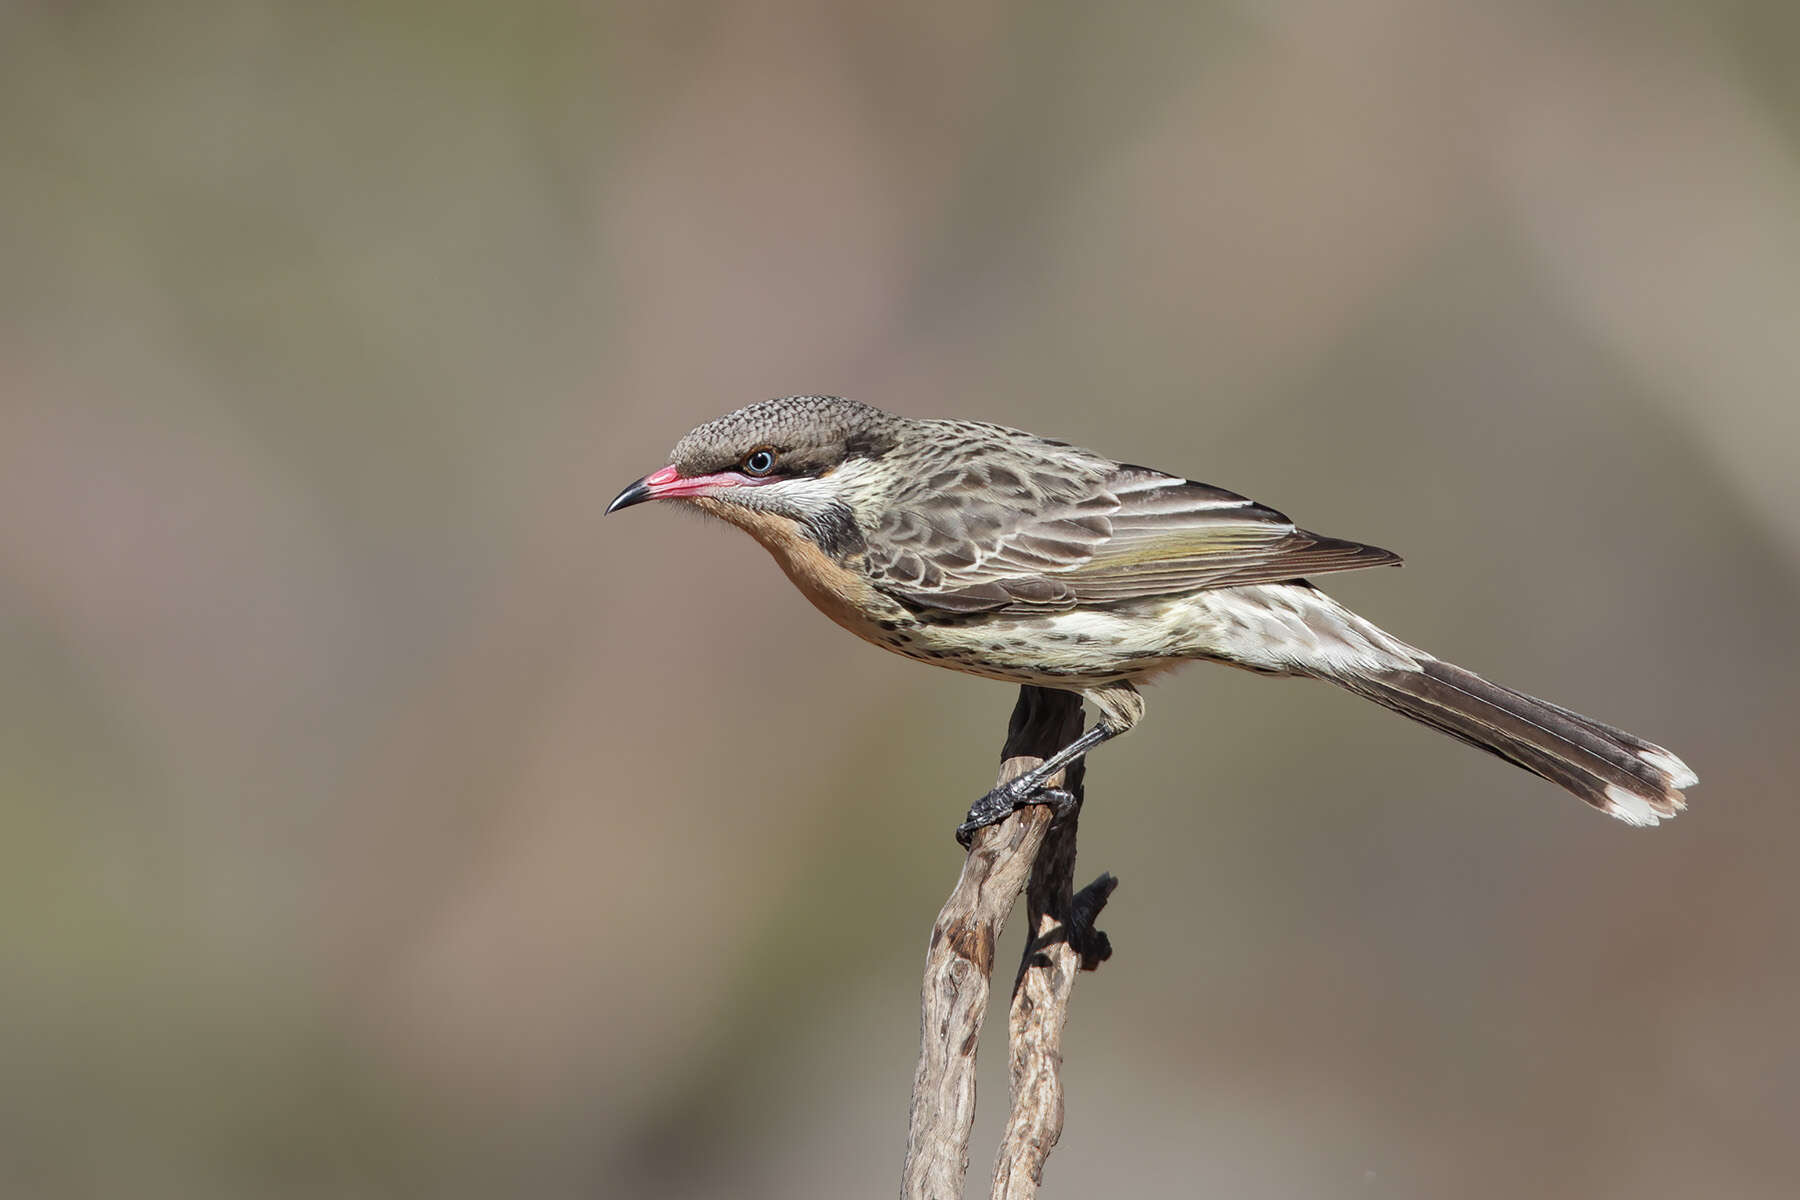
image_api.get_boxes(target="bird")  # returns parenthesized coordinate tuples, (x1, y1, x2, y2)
(607, 395, 1695, 841)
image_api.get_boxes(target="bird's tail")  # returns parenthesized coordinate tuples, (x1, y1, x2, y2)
(1333, 657, 1696, 826)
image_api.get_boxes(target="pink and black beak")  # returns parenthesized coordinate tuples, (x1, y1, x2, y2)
(607, 464, 766, 514)
(606, 466, 678, 514)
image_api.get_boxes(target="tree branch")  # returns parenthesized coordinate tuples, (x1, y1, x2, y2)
(991, 746, 1114, 1198)
(903, 687, 1114, 1200)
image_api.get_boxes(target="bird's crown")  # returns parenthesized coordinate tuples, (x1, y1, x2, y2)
(669, 395, 900, 478)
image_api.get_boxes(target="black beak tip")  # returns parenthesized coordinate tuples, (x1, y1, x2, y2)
(606, 477, 655, 515)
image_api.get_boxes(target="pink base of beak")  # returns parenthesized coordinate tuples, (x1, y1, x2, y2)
(609, 463, 772, 514)
(643, 464, 756, 500)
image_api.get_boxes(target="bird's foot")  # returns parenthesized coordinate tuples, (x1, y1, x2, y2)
(955, 779, 1077, 848)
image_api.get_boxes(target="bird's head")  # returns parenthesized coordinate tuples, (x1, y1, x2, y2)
(607, 396, 900, 549)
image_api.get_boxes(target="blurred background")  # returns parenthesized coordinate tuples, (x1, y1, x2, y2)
(5, 1, 1799, 1196)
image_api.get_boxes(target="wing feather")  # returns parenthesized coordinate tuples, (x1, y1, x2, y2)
(862, 436, 1399, 614)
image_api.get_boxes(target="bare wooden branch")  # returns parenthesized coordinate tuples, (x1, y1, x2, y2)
(903, 687, 1113, 1200)
(991, 747, 1115, 1198)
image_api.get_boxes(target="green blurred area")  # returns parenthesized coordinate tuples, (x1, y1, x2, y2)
(4, 2, 1799, 1196)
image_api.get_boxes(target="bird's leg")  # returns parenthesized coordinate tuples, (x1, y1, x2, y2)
(956, 722, 1117, 847)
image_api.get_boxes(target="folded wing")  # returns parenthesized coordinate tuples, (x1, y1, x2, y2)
(865, 455, 1400, 614)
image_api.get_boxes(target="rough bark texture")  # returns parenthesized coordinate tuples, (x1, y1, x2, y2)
(903, 687, 1114, 1200)
(991, 756, 1115, 1198)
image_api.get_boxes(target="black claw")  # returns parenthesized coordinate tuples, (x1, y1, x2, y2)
(1033, 787, 1078, 821)
(954, 779, 1080, 847)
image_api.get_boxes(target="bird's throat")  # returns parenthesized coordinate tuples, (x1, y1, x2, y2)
(686, 497, 903, 640)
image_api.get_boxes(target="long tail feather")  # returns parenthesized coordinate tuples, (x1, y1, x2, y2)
(1337, 659, 1695, 826)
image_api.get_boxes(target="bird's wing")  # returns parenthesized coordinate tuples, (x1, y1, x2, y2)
(864, 450, 1400, 614)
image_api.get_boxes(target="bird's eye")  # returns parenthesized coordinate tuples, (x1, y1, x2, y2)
(742, 448, 777, 476)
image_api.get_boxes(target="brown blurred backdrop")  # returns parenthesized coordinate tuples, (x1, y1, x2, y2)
(5, 2, 1799, 1196)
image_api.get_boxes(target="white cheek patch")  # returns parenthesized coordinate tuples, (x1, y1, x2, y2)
(733, 459, 883, 520)
(734, 475, 840, 520)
